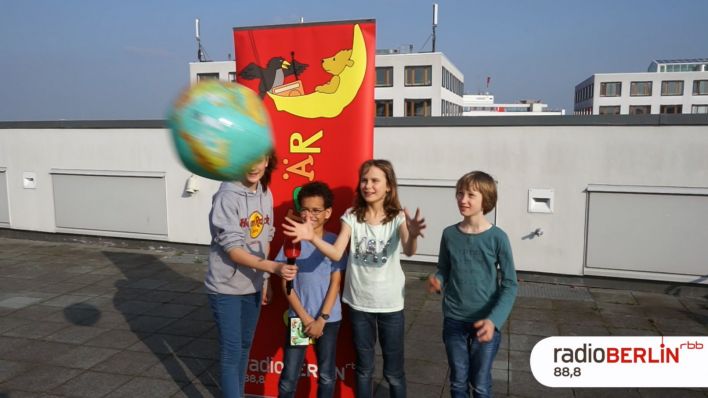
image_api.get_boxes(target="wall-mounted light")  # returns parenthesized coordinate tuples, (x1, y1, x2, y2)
(185, 174, 199, 195)
(528, 188, 554, 213)
(23, 172, 37, 189)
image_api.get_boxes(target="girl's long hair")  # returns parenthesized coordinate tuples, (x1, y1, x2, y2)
(353, 159, 401, 224)
(260, 149, 277, 191)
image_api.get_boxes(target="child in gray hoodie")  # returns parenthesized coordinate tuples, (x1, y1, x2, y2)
(206, 153, 297, 398)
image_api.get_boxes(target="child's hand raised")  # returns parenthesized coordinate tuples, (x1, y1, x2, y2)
(282, 216, 314, 243)
(427, 274, 441, 293)
(473, 319, 495, 343)
(404, 207, 426, 239)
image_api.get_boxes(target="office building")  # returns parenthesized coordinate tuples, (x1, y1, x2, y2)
(189, 50, 466, 117)
(574, 58, 708, 115)
(463, 94, 564, 116)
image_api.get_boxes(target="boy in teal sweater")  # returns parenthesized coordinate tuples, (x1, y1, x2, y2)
(428, 171, 518, 398)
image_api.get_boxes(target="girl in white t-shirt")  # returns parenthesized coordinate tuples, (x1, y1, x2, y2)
(283, 159, 426, 398)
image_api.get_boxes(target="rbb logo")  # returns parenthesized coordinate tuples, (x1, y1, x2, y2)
(680, 341, 704, 350)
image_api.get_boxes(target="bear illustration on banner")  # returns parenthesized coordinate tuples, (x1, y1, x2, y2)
(315, 49, 354, 94)
(264, 24, 367, 119)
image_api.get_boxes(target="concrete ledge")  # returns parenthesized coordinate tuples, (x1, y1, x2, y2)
(0, 228, 208, 254)
(0, 120, 165, 129)
(2, 114, 708, 129)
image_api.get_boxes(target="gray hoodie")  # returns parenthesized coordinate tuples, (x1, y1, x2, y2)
(205, 181, 274, 295)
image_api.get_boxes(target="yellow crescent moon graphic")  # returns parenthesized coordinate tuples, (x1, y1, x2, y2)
(266, 24, 366, 119)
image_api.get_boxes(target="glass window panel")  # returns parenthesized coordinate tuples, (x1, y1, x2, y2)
(600, 82, 621, 97)
(197, 73, 220, 81)
(405, 99, 431, 116)
(693, 80, 708, 95)
(376, 100, 393, 117)
(630, 81, 652, 96)
(376, 67, 393, 87)
(599, 106, 621, 115)
(660, 104, 683, 114)
(629, 105, 651, 115)
(661, 81, 684, 96)
(405, 66, 432, 86)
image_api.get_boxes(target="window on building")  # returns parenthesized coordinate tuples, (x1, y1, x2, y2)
(376, 67, 393, 87)
(376, 100, 393, 117)
(600, 82, 621, 97)
(197, 73, 220, 81)
(692, 105, 708, 114)
(629, 105, 651, 115)
(660, 104, 683, 114)
(405, 98, 432, 116)
(228, 72, 236, 82)
(404, 66, 432, 86)
(661, 80, 684, 96)
(441, 99, 458, 116)
(693, 80, 708, 95)
(630, 81, 652, 96)
(598, 106, 621, 115)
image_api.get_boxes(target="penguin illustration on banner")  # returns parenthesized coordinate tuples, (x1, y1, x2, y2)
(239, 56, 308, 98)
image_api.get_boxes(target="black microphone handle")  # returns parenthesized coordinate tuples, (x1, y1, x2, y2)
(286, 280, 293, 295)
(285, 257, 296, 295)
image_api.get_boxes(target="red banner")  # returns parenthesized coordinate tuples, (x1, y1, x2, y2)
(234, 20, 375, 397)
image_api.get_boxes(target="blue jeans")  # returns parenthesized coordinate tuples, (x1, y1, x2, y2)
(278, 321, 341, 398)
(443, 317, 501, 398)
(209, 293, 261, 398)
(349, 308, 406, 398)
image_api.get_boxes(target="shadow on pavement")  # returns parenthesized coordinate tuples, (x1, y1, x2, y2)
(103, 250, 220, 397)
(63, 302, 102, 326)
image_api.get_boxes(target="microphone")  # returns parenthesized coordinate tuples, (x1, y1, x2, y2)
(284, 239, 301, 295)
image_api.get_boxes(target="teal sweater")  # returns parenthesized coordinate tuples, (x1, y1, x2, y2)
(435, 224, 518, 329)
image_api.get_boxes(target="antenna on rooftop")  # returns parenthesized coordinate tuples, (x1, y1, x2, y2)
(432, 3, 438, 52)
(195, 18, 209, 62)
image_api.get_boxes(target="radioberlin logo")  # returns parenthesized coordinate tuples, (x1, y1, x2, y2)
(530, 336, 707, 387)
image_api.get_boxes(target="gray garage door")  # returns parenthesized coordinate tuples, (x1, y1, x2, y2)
(51, 169, 168, 239)
(585, 184, 708, 278)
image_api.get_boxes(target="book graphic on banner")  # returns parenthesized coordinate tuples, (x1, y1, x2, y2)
(290, 317, 313, 346)
(272, 80, 304, 97)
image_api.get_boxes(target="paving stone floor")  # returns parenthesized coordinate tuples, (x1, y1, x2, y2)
(0, 236, 706, 397)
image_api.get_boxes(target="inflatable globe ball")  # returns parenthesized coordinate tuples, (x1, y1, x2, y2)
(167, 80, 274, 181)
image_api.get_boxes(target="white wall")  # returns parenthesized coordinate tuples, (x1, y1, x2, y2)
(2, 118, 708, 283)
(0, 128, 221, 244)
(374, 121, 708, 282)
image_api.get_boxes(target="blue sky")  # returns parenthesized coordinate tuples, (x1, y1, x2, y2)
(1, 0, 707, 121)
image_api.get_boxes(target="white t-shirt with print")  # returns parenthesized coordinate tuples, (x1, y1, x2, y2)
(341, 209, 405, 312)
